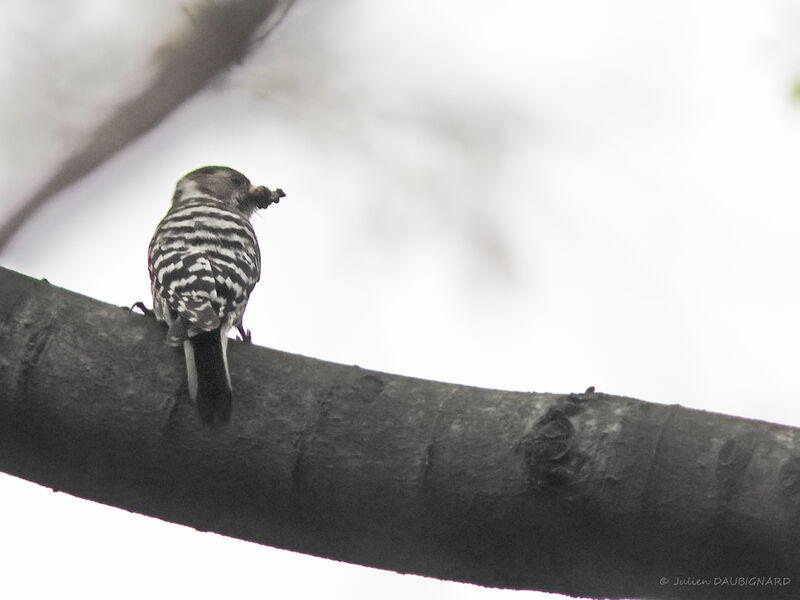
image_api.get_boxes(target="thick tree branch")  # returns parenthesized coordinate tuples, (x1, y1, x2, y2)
(0, 265, 798, 600)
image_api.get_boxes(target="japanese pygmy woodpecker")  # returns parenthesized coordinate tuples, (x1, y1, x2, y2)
(148, 166, 284, 422)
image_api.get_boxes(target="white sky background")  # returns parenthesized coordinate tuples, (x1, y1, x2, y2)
(1, 0, 800, 598)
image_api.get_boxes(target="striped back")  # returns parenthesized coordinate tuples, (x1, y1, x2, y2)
(148, 198, 261, 334)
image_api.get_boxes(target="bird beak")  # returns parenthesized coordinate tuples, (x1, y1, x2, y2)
(249, 185, 285, 209)
(248, 185, 269, 209)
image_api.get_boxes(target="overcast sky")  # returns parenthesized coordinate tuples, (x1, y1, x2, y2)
(1, 1, 800, 598)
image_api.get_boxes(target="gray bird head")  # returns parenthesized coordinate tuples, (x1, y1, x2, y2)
(172, 166, 282, 218)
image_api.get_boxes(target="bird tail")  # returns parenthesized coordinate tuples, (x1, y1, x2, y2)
(184, 329, 232, 423)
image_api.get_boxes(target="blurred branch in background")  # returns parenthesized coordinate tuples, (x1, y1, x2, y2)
(0, 0, 294, 252)
(2, 265, 799, 600)
(239, 0, 531, 289)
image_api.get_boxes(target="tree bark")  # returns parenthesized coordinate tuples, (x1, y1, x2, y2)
(0, 265, 798, 599)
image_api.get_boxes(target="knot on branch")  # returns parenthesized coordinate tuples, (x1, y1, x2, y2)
(524, 407, 586, 490)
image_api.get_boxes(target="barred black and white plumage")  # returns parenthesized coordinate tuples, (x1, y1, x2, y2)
(148, 166, 284, 423)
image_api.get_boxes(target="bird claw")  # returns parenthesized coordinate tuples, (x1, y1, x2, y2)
(130, 301, 153, 316)
(236, 323, 252, 343)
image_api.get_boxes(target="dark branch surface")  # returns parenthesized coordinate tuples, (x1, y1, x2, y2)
(0, 265, 799, 600)
(0, 0, 294, 252)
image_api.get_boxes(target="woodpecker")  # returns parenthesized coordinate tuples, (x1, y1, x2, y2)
(148, 166, 285, 423)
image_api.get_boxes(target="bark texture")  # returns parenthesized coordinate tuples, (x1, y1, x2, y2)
(0, 265, 798, 599)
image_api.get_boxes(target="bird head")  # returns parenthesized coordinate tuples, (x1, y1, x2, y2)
(172, 166, 284, 217)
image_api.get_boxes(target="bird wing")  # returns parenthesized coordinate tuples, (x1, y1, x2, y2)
(149, 200, 261, 339)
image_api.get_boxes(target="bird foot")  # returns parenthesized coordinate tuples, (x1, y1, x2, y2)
(130, 301, 153, 317)
(236, 323, 252, 344)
